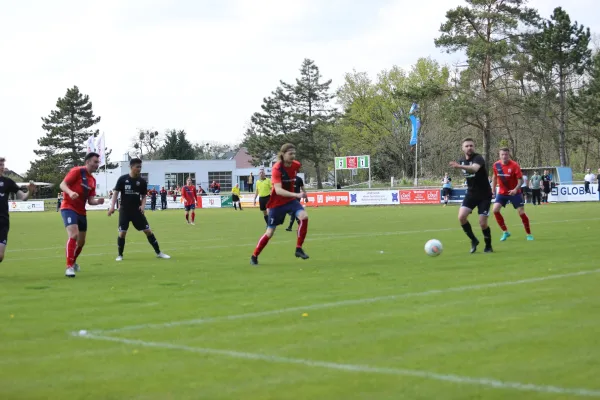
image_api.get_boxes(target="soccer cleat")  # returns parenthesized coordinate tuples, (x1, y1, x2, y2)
(526, 234, 534, 241)
(156, 252, 171, 259)
(500, 231, 511, 241)
(484, 246, 494, 253)
(250, 255, 258, 265)
(73, 263, 81, 272)
(190, 222, 195, 225)
(116, 255, 123, 261)
(295, 248, 309, 259)
(285, 228, 292, 232)
(65, 267, 75, 278)
(470, 239, 479, 254)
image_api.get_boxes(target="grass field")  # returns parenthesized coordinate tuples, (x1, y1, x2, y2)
(1, 203, 599, 399)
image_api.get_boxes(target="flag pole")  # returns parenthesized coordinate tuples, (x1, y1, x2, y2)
(104, 132, 108, 197)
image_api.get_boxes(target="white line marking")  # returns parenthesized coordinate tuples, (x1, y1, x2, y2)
(98, 268, 600, 334)
(9, 217, 600, 253)
(77, 333, 600, 397)
(8, 217, 597, 262)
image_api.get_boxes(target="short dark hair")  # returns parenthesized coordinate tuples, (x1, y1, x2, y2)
(130, 158, 142, 166)
(84, 152, 100, 162)
(462, 138, 475, 144)
(499, 147, 510, 152)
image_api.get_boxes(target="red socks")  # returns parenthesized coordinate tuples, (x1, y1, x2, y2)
(66, 238, 77, 267)
(297, 218, 309, 248)
(520, 213, 531, 234)
(253, 234, 271, 257)
(494, 212, 507, 231)
(74, 245, 83, 262)
(192, 212, 196, 223)
(185, 212, 189, 222)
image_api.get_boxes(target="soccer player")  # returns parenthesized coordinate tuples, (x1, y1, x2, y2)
(253, 168, 271, 226)
(181, 177, 198, 224)
(542, 170, 552, 203)
(108, 158, 170, 261)
(0, 157, 36, 264)
(231, 183, 243, 210)
(441, 172, 452, 206)
(250, 143, 309, 265)
(491, 148, 533, 241)
(449, 138, 493, 253)
(286, 175, 306, 231)
(59, 153, 104, 277)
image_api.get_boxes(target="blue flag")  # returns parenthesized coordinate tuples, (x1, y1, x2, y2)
(409, 103, 420, 146)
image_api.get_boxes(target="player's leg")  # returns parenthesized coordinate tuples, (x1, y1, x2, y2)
(478, 199, 493, 252)
(493, 196, 510, 241)
(185, 205, 190, 223)
(116, 212, 130, 261)
(0, 225, 8, 263)
(458, 198, 479, 253)
(286, 210, 295, 231)
(294, 203, 309, 259)
(0, 244, 5, 264)
(190, 204, 196, 225)
(61, 210, 79, 277)
(135, 213, 169, 258)
(251, 207, 283, 264)
(513, 195, 533, 240)
(238, 199, 243, 210)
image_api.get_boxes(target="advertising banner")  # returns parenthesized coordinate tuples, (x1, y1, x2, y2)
(549, 184, 599, 202)
(349, 190, 399, 206)
(199, 195, 222, 208)
(220, 195, 233, 207)
(8, 201, 45, 212)
(399, 189, 440, 204)
(305, 191, 350, 207)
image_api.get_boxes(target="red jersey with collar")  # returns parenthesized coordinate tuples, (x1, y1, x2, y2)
(60, 167, 96, 215)
(267, 160, 301, 208)
(492, 160, 523, 195)
(181, 185, 197, 206)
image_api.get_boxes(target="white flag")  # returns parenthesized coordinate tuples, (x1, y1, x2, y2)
(94, 133, 106, 167)
(85, 135, 96, 153)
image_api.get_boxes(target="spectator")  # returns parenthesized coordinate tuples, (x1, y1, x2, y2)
(210, 181, 221, 194)
(197, 185, 207, 195)
(248, 172, 254, 192)
(584, 168, 595, 194)
(160, 187, 167, 210)
(441, 172, 452, 206)
(57, 192, 63, 212)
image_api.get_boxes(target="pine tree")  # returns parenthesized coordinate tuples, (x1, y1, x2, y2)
(160, 130, 196, 160)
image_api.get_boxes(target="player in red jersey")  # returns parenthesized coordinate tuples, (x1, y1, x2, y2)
(491, 148, 533, 241)
(59, 153, 105, 277)
(181, 177, 198, 225)
(250, 143, 309, 265)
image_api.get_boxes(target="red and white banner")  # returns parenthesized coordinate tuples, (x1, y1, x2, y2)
(399, 189, 440, 204)
(198, 195, 221, 208)
(305, 191, 349, 206)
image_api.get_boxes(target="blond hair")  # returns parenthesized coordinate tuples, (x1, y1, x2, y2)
(277, 143, 296, 163)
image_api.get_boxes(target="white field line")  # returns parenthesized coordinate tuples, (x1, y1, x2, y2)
(97, 267, 600, 334)
(8, 217, 598, 262)
(9, 216, 600, 254)
(77, 333, 600, 398)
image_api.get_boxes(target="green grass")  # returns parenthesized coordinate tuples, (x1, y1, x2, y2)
(1, 204, 599, 399)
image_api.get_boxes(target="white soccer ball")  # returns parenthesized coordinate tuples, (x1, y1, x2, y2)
(424, 239, 443, 257)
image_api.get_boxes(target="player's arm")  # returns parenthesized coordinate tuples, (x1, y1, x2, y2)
(87, 185, 104, 206)
(14, 181, 35, 201)
(140, 183, 148, 212)
(59, 170, 79, 200)
(448, 161, 481, 173)
(108, 179, 121, 215)
(491, 174, 498, 196)
(273, 182, 302, 199)
(254, 185, 259, 203)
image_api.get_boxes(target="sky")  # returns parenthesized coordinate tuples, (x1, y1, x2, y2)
(1, 0, 598, 175)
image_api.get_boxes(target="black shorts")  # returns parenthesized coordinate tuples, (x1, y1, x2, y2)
(442, 188, 452, 197)
(543, 186, 550, 194)
(118, 210, 150, 232)
(0, 223, 9, 246)
(232, 194, 240, 202)
(259, 196, 270, 211)
(461, 194, 492, 216)
(521, 187, 531, 194)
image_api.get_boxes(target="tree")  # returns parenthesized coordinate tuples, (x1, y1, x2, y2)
(160, 130, 196, 160)
(244, 59, 338, 188)
(528, 7, 592, 166)
(132, 129, 162, 159)
(435, 0, 539, 167)
(28, 86, 118, 184)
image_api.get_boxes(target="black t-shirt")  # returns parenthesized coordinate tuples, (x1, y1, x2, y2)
(150, 190, 157, 200)
(294, 176, 304, 193)
(0, 176, 20, 223)
(114, 174, 147, 212)
(542, 174, 551, 189)
(458, 153, 491, 197)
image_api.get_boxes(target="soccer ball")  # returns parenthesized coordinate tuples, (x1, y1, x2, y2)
(424, 239, 443, 257)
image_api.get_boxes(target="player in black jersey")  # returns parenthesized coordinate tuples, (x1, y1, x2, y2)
(449, 138, 493, 253)
(108, 158, 170, 261)
(0, 157, 36, 264)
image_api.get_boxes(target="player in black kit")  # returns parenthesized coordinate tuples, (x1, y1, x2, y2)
(0, 157, 36, 263)
(108, 158, 170, 261)
(449, 138, 493, 253)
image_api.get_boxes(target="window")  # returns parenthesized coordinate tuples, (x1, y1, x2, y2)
(164, 173, 195, 189)
(208, 171, 232, 191)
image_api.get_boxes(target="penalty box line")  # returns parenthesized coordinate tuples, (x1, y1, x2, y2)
(96, 267, 600, 335)
(76, 333, 600, 398)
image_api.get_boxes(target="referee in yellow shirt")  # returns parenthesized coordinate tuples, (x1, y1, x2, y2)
(253, 168, 272, 225)
(231, 183, 242, 210)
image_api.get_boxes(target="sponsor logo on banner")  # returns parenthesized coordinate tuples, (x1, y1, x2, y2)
(549, 184, 599, 202)
(399, 189, 440, 204)
(305, 191, 349, 206)
(201, 195, 222, 208)
(240, 194, 258, 208)
(349, 190, 399, 206)
(9, 201, 45, 212)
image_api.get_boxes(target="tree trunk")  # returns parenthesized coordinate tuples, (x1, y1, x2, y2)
(558, 66, 567, 166)
(583, 127, 590, 171)
(315, 162, 323, 189)
(483, 115, 491, 170)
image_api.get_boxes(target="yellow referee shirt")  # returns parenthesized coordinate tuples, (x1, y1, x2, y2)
(256, 178, 272, 197)
(232, 186, 240, 196)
